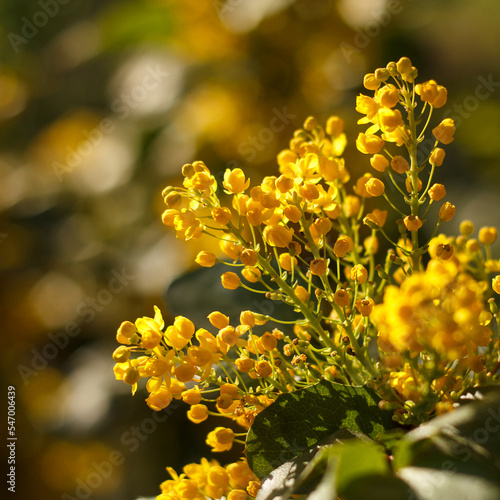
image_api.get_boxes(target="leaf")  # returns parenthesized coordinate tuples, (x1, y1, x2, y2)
(256, 437, 409, 500)
(392, 388, 500, 499)
(246, 379, 396, 479)
(398, 467, 500, 500)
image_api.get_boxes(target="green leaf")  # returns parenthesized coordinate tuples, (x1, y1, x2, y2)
(246, 379, 396, 479)
(392, 388, 500, 499)
(398, 467, 500, 500)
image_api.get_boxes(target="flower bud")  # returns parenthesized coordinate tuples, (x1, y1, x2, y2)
(310, 258, 328, 276)
(432, 118, 455, 144)
(366, 178, 385, 197)
(351, 264, 368, 284)
(439, 202, 456, 222)
(334, 289, 350, 307)
(240, 249, 259, 266)
(430, 147, 446, 166)
(404, 215, 423, 231)
(479, 226, 497, 245)
(428, 183, 446, 201)
(195, 251, 216, 267)
(460, 220, 474, 236)
(370, 154, 389, 172)
(356, 133, 385, 155)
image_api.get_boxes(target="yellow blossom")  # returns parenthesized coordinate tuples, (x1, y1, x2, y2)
(492, 276, 500, 294)
(263, 224, 294, 248)
(187, 404, 208, 424)
(428, 183, 446, 201)
(221, 272, 241, 290)
(356, 133, 385, 154)
(479, 226, 497, 245)
(439, 202, 456, 222)
(195, 251, 216, 267)
(206, 427, 235, 452)
(146, 387, 172, 411)
(223, 168, 250, 193)
(432, 118, 455, 144)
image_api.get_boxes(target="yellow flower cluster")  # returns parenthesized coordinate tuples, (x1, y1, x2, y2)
(112, 57, 500, 497)
(158, 457, 258, 500)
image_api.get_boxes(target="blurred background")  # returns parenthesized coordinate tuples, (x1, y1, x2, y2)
(2, 0, 500, 498)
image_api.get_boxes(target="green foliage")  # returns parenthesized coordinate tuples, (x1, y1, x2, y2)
(246, 379, 396, 479)
(249, 386, 500, 500)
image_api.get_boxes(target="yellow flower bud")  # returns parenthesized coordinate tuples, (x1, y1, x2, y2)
(112, 346, 130, 363)
(124, 367, 140, 385)
(255, 360, 273, 378)
(363, 73, 380, 90)
(303, 116, 318, 130)
(378, 85, 399, 108)
(415, 80, 439, 103)
(182, 387, 202, 405)
(247, 481, 261, 497)
(187, 404, 208, 423)
(223, 168, 250, 193)
(161, 209, 178, 226)
(261, 332, 277, 351)
(294, 285, 309, 303)
(146, 387, 172, 411)
(460, 220, 474, 236)
(326, 116, 344, 136)
(370, 154, 389, 172)
(310, 258, 328, 276)
(187, 345, 212, 366)
(174, 316, 195, 340)
(343, 195, 361, 218)
(378, 108, 404, 132)
(391, 156, 409, 174)
(479, 226, 498, 245)
(118, 321, 136, 339)
(428, 183, 446, 201)
(221, 272, 241, 290)
(356, 133, 385, 154)
(466, 239, 481, 253)
(492, 275, 500, 294)
(436, 243, 454, 260)
(432, 118, 455, 144)
(364, 235, 379, 254)
(276, 175, 294, 193)
(174, 358, 197, 382)
(396, 57, 412, 75)
(240, 249, 258, 266)
(279, 252, 297, 271)
(312, 217, 332, 236)
(439, 202, 456, 222)
(405, 177, 422, 193)
(242, 266, 261, 283)
(333, 235, 354, 258)
(366, 177, 385, 197)
(235, 357, 254, 373)
(334, 289, 350, 307)
(195, 251, 216, 267)
(212, 206, 232, 225)
(208, 311, 230, 329)
(240, 310, 256, 328)
(207, 466, 230, 489)
(206, 427, 234, 452)
(355, 297, 375, 316)
(351, 264, 368, 284)
(432, 86, 448, 108)
(430, 147, 446, 166)
(263, 224, 294, 248)
(404, 215, 423, 231)
(228, 490, 248, 500)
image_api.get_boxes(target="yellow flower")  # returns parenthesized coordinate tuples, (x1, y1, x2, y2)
(363, 72, 381, 90)
(432, 118, 455, 144)
(263, 224, 294, 248)
(223, 168, 250, 193)
(404, 215, 423, 231)
(279, 252, 297, 272)
(242, 266, 261, 283)
(351, 264, 368, 284)
(174, 316, 196, 340)
(428, 183, 446, 201)
(235, 357, 254, 373)
(146, 386, 172, 411)
(174, 357, 197, 382)
(212, 206, 232, 226)
(460, 220, 474, 236)
(208, 311, 230, 329)
(135, 306, 164, 349)
(206, 427, 235, 452)
(117, 320, 136, 339)
(195, 251, 216, 267)
(366, 177, 385, 197)
(294, 285, 309, 303)
(478, 226, 497, 245)
(343, 195, 361, 218)
(333, 235, 354, 258)
(391, 156, 409, 174)
(227, 490, 248, 500)
(334, 289, 350, 308)
(182, 387, 202, 405)
(370, 154, 389, 172)
(310, 258, 328, 276)
(378, 108, 404, 132)
(439, 202, 456, 222)
(221, 272, 241, 290)
(430, 147, 446, 166)
(187, 404, 208, 423)
(492, 275, 500, 294)
(356, 133, 385, 154)
(255, 360, 273, 378)
(355, 297, 375, 316)
(377, 84, 400, 108)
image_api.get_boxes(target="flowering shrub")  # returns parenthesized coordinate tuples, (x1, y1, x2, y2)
(113, 58, 500, 500)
